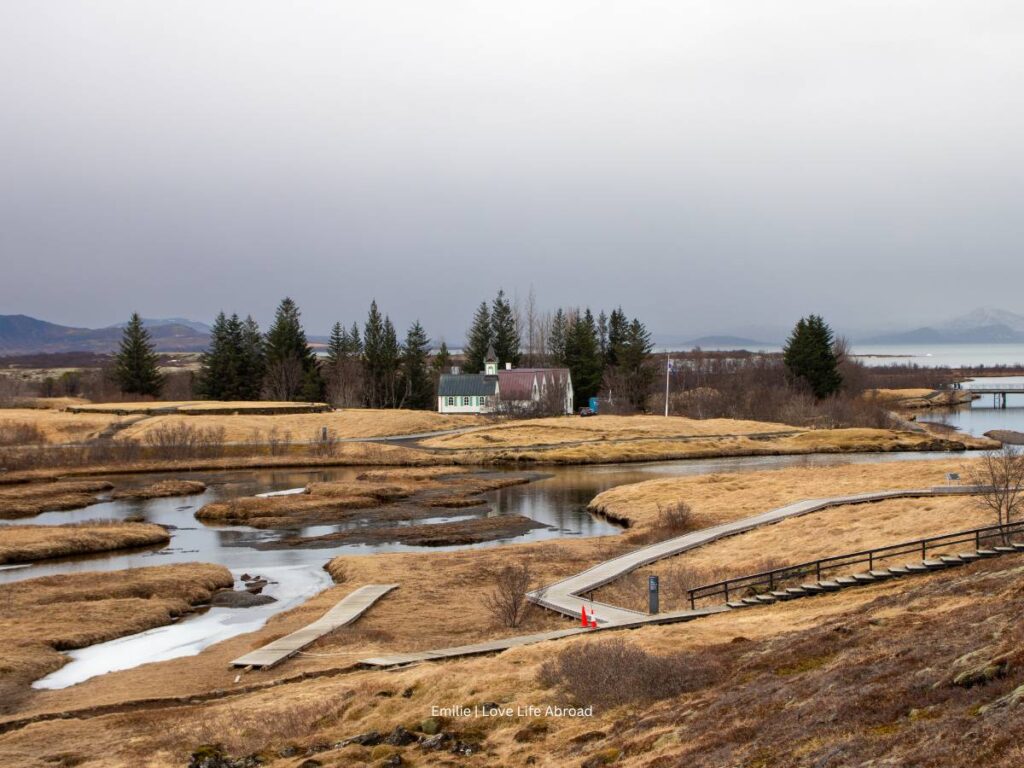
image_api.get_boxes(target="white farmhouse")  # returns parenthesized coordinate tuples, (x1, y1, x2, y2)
(437, 346, 573, 415)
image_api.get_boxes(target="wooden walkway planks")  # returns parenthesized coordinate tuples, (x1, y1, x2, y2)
(232, 584, 398, 669)
(528, 486, 985, 624)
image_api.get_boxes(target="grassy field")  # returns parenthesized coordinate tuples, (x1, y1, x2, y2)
(0, 521, 170, 565)
(4, 551, 1022, 766)
(596, 494, 993, 612)
(586, 456, 979, 529)
(449, 426, 989, 465)
(867, 388, 976, 408)
(0, 409, 121, 443)
(420, 414, 799, 449)
(0, 563, 233, 713)
(1, 404, 488, 445)
(113, 407, 487, 442)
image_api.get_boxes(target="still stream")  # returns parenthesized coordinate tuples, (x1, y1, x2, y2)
(0, 450, 972, 690)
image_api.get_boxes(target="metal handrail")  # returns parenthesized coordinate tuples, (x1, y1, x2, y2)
(964, 384, 1024, 391)
(687, 519, 1024, 608)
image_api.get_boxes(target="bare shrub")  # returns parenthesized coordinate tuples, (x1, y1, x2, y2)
(0, 421, 47, 447)
(482, 562, 533, 628)
(968, 445, 1024, 538)
(308, 427, 339, 457)
(265, 425, 292, 456)
(656, 500, 693, 534)
(141, 424, 226, 460)
(538, 637, 724, 709)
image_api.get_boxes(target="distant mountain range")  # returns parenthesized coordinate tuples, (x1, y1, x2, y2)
(0, 315, 211, 356)
(677, 335, 777, 350)
(862, 307, 1024, 345)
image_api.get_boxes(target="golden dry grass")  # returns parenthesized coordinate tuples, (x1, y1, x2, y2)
(114, 407, 488, 442)
(6, 559, 1009, 768)
(0, 409, 121, 443)
(109, 479, 206, 500)
(450, 427, 986, 465)
(195, 467, 528, 528)
(67, 400, 319, 414)
(0, 457, 1014, 768)
(0, 442, 447, 485)
(866, 388, 975, 408)
(0, 521, 170, 565)
(587, 456, 981, 531)
(596, 495, 994, 612)
(0, 563, 233, 712)
(0, 480, 114, 519)
(421, 414, 798, 450)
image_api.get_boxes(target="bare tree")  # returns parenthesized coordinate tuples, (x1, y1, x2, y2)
(482, 562, 533, 628)
(968, 445, 1024, 540)
(262, 355, 304, 401)
(525, 286, 538, 367)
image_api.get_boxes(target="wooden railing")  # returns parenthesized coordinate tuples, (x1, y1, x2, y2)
(686, 519, 1024, 609)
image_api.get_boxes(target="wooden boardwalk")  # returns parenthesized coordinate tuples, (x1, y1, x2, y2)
(528, 486, 985, 624)
(355, 487, 988, 670)
(232, 584, 398, 669)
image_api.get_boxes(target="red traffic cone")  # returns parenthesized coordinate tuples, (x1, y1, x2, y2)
(580, 605, 589, 628)
(590, 614, 598, 628)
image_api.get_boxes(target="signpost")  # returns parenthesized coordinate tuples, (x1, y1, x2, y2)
(648, 575, 659, 614)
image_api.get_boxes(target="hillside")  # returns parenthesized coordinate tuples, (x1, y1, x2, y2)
(864, 307, 1024, 344)
(0, 315, 210, 356)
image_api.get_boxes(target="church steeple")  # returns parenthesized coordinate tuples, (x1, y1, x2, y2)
(484, 344, 498, 376)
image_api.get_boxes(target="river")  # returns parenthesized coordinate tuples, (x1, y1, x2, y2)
(924, 375, 1024, 438)
(0, 450, 971, 689)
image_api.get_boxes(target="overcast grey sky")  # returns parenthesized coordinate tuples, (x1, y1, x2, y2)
(2, 2, 1024, 340)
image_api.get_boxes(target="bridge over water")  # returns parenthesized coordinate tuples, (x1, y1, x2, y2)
(956, 382, 1024, 408)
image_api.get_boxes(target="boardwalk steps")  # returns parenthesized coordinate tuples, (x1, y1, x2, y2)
(356, 544, 1024, 670)
(527, 486, 986, 624)
(232, 584, 398, 669)
(722, 544, 1024, 611)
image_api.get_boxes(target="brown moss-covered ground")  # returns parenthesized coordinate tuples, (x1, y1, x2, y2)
(4, 553, 1024, 766)
(0, 563, 233, 713)
(0, 458, 1014, 767)
(0, 521, 170, 565)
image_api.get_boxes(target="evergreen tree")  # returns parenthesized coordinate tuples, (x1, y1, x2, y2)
(464, 302, 492, 373)
(197, 312, 233, 399)
(597, 310, 609, 363)
(381, 317, 401, 407)
(563, 309, 603, 405)
(400, 320, 433, 409)
(547, 308, 567, 365)
(783, 314, 843, 399)
(238, 315, 265, 400)
(490, 289, 521, 367)
(347, 322, 362, 357)
(114, 313, 164, 397)
(620, 317, 655, 411)
(606, 308, 628, 367)
(363, 300, 386, 407)
(264, 297, 321, 401)
(326, 321, 345, 368)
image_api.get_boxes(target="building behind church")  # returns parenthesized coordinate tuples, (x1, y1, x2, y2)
(437, 346, 573, 415)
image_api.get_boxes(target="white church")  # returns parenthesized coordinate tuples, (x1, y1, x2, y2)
(437, 346, 573, 415)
